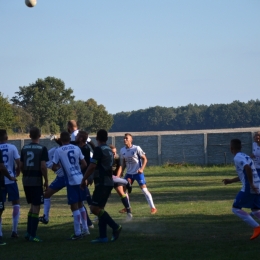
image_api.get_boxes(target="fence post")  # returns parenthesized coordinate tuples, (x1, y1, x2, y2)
(111, 136, 115, 146)
(204, 133, 208, 165)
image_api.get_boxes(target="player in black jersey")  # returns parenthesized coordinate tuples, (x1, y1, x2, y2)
(20, 127, 48, 242)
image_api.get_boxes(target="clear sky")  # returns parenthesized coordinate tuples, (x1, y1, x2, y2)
(0, 0, 259, 114)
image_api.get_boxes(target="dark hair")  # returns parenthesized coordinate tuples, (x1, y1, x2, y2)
(67, 120, 77, 128)
(29, 127, 41, 139)
(125, 133, 132, 138)
(0, 129, 7, 142)
(78, 131, 88, 143)
(230, 139, 242, 150)
(60, 131, 71, 142)
(96, 129, 108, 142)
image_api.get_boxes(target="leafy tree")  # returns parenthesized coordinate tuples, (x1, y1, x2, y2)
(0, 93, 15, 130)
(12, 105, 33, 133)
(85, 98, 113, 133)
(11, 77, 74, 132)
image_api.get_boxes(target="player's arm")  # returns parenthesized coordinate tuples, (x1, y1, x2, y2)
(137, 154, 147, 173)
(222, 177, 240, 185)
(80, 163, 96, 190)
(0, 163, 17, 181)
(116, 158, 126, 177)
(15, 158, 21, 177)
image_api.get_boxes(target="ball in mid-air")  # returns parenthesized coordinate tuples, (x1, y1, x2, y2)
(25, 0, 37, 8)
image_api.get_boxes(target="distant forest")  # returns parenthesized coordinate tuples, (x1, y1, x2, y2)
(111, 100, 260, 132)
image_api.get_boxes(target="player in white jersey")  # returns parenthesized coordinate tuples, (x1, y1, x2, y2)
(117, 133, 157, 214)
(251, 132, 260, 177)
(223, 139, 260, 240)
(52, 132, 89, 240)
(39, 146, 66, 224)
(0, 129, 21, 238)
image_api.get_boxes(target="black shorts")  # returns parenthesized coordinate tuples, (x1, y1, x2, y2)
(113, 182, 124, 189)
(23, 186, 44, 205)
(0, 188, 4, 211)
(91, 185, 113, 208)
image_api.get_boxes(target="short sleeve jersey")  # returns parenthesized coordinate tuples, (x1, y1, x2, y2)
(0, 143, 20, 185)
(21, 143, 49, 186)
(234, 152, 260, 194)
(120, 145, 145, 175)
(47, 147, 64, 177)
(90, 144, 113, 186)
(53, 144, 84, 185)
(252, 142, 260, 169)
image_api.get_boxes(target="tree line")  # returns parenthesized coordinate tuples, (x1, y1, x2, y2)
(0, 77, 113, 134)
(110, 100, 260, 132)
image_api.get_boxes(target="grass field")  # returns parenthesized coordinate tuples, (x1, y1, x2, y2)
(1, 165, 260, 260)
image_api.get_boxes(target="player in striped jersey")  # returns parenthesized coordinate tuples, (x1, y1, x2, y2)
(0, 129, 21, 238)
(52, 132, 90, 240)
(117, 133, 157, 214)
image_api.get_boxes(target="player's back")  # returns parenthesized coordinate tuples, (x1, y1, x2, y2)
(0, 143, 20, 184)
(21, 142, 48, 186)
(53, 144, 83, 185)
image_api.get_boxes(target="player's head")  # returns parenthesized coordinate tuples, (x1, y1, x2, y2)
(124, 133, 133, 147)
(60, 131, 71, 143)
(96, 129, 108, 143)
(109, 144, 116, 156)
(29, 127, 41, 140)
(67, 120, 77, 133)
(230, 139, 242, 154)
(0, 129, 7, 142)
(76, 131, 88, 144)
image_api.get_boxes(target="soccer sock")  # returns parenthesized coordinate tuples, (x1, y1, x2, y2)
(27, 212, 32, 235)
(72, 210, 81, 236)
(126, 193, 131, 208)
(232, 208, 259, 228)
(98, 211, 107, 238)
(142, 188, 156, 209)
(12, 205, 20, 233)
(251, 210, 260, 219)
(43, 198, 51, 221)
(99, 210, 119, 231)
(30, 213, 39, 237)
(121, 194, 131, 213)
(0, 217, 2, 236)
(79, 207, 89, 232)
(85, 188, 92, 206)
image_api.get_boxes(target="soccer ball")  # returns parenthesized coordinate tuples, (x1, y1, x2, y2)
(25, 0, 37, 8)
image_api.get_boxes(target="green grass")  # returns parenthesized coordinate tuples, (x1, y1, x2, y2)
(1, 165, 259, 260)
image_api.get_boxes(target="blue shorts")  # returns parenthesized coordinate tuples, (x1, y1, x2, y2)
(124, 173, 146, 186)
(2, 183, 19, 202)
(66, 185, 87, 205)
(49, 176, 66, 191)
(233, 191, 260, 209)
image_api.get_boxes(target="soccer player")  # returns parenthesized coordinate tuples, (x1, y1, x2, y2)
(251, 132, 260, 177)
(80, 129, 122, 243)
(222, 139, 260, 240)
(0, 148, 17, 246)
(67, 120, 95, 152)
(20, 127, 49, 242)
(52, 132, 90, 240)
(117, 133, 157, 214)
(110, 145, 132, 221)
(0, 129, 21, 238)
